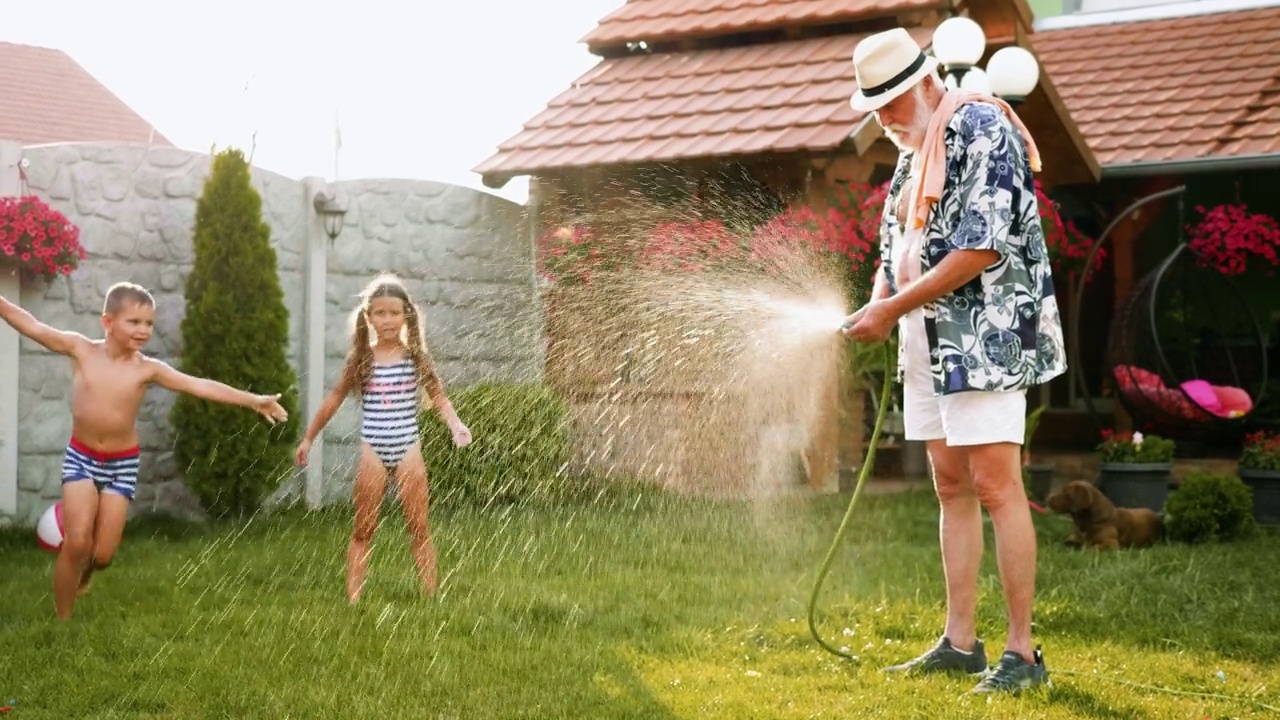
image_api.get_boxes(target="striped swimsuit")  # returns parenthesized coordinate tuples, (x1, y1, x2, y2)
(62, 438, 141, 501)
(362, 359, 420, 468)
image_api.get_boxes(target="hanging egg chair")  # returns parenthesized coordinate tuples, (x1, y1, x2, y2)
(1071, 187, 1270, 441)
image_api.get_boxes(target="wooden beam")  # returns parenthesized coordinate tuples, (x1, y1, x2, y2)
(957, 0, 1035, 37)
(957, 0, 1021, 43)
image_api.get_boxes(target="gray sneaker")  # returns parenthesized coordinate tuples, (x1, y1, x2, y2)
(883, 636, 989, 675)
(970, 646, 1051, 694)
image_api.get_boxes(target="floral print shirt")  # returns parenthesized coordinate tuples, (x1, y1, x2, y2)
(878, 101, 1068, 396)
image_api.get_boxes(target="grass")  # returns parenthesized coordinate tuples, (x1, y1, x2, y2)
(3, 486, 1280, 719)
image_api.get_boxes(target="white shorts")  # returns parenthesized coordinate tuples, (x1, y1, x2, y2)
(899, 310, 1026, 447)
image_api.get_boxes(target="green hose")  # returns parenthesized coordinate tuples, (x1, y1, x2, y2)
(808, 340, 895, 661)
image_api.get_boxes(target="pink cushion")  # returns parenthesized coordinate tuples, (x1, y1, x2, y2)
(1210, 385, 1253, 418)
(1181, 379, 1224, 414)
(1180, 379, 1253, 418)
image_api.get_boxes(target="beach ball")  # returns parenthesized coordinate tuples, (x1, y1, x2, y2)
(36, 502, 64, 552)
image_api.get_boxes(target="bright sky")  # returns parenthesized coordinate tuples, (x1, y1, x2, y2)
(7, 0, 624, 205)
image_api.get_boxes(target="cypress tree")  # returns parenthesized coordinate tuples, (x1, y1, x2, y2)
(170, 148, 300, 517)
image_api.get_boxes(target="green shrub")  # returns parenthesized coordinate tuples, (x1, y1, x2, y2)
(170, 148, 300, 518)
(419, 382, 571, 507)
(1164, 472, 1255, 544)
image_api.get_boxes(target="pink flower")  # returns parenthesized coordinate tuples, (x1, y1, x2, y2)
(1187, 203, 1280, 277)
(0, 196, 86, 280)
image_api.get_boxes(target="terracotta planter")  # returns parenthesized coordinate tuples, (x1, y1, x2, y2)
(1239, 467, 1280, 527)
(1097, 462, 1173, 512)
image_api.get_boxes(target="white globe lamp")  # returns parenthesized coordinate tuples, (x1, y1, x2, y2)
(958, 67, 992, 94)
(931, 16, 987, 72)
(987, 46, 1041, 103)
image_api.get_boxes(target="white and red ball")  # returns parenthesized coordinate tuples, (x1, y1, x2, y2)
(36, 502, 64, 552)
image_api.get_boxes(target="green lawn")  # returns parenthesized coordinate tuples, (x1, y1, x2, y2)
(3, 487, 1279, 719)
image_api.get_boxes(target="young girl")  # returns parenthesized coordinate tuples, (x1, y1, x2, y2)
(294, 274, 471, 604)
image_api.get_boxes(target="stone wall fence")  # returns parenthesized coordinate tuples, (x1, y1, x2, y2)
(0, 139, 543, 526)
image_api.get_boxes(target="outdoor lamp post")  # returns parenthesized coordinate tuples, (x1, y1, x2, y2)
(931, 16, 1041, 106)
(312, 188, 348, 241)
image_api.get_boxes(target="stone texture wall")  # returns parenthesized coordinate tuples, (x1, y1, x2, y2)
(7, 142, 538, 524)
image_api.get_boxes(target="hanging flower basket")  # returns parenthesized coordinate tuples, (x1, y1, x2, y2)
(0, 195, 86, 281)
(1186, 203, 1280, 276)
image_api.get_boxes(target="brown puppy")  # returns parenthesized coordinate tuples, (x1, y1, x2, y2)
(1045, 480, 1164, 550)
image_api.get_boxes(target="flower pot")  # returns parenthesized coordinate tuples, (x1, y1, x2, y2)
(1025, 463, 1054, 503)
(1097, 462, 1172, 512)
(1239, 468, 1280, 527)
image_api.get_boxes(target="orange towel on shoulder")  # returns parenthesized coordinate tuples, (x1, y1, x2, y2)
(906, 90, 1043, 232)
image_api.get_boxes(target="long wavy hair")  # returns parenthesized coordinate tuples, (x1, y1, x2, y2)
(338, 274, 444, 403)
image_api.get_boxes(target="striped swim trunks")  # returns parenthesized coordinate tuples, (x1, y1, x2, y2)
(61, 438, 141, 501)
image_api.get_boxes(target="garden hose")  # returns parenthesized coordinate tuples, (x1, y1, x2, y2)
(805, 342, 1280, 715)
(807, 340, 894, 661)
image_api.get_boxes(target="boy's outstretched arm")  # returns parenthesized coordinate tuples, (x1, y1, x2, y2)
(148, 360, 289, 424)
(0, 293, 87, 356)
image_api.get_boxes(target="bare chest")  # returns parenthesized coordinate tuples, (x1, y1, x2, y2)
(73, 354, 150, 407)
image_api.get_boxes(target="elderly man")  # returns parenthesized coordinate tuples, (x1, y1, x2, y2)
(840, 28, 1064, 694)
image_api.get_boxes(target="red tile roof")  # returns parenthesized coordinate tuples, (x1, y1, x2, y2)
(0, 42, 172, 147)
(1033, 6, 1280, 167)
(475, 29, 934, 187)
(582, 0, 944, 50)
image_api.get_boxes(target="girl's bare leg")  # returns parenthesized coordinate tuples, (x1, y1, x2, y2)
(348, 445, 387, 604)
(395, 442, 437, 597)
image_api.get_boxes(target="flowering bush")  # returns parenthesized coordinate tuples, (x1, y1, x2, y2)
(761, 185, 881, 258)
(1240, 430, 1280, 472)
(1187, 203, 1280, 276)
(748, 181, 884, 293)
(1097, 429, 1177, 464)
(536, 224, 604, 286)
(0, 195, 86, 279)
(638, 219, 739, 273)
(1036, 181, 1103, 282)
(537, 184, 886, 287)
(535, 178, 1091, 293)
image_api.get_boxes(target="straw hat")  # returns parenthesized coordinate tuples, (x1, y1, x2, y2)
(849, 28, 938, 113)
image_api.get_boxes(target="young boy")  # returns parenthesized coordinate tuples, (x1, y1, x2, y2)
(0, 281, 288, 620)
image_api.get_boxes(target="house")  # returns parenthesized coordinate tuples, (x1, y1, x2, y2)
(0, 41, 172, 146)
(474, 0, 1100, 491)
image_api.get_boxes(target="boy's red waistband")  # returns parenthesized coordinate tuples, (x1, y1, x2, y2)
(69, 437, 141, 460)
